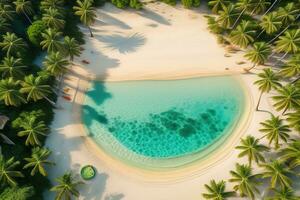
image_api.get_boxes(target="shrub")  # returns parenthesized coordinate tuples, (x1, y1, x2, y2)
(181, 0, 200, 8)
(111, 0, 142, 9)
(130, 0, 142, 9)
(0, 186, 35, 200)
(160, 0, 176, 6)
(26, 20, 47, 47)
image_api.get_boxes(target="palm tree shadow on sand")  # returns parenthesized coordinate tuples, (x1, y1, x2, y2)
(97, 33, 146, 54)
(104, 193, 125, 200)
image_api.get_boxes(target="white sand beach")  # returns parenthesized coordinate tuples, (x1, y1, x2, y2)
(45, 2, 279, 200)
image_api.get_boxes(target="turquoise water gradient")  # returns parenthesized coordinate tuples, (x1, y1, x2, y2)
(82, 76, 245, 166)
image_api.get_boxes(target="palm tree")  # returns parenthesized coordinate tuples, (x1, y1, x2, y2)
(274, 29, 300, 62)
(277, 3, 299, 26)
(249, 0, 270, 15)
(261, 0, 280, 17)
(260, 115, 290, 149)
(279, 141, 300, 169)
(17, 116, 48, 146)
(40, 28, 62, 53)
(286, 111, 300, 134)
(254, 68, 281, 111)
(13, 0, 34, 24)
(0, 18, 10, 33)
(63, 36, 81, 61)
(0, 155, 24, 187)
(0, 3, 14, 21)
(229, 20, 255, 48)
(73, 0, 96, 37)
(50, 171, 84, 200)
(267, 187, 300, 200)
(40, 0, 64, 11)
(202, 180, 236, 200)
(20, 74, 55, 105)
(217, 4, 239, 29)
(272, 84, 300, 115)
(261, 160, 293, 189)
(0, 78, 26, 106)
(0, 56, 26, 79)
(24, 147, 54, 176)
(231, 0, 255, 29)
(235, 135, 269, 166)
(229, 163, 261, 200)
(0, 32, 27, 56)
(279, 54, 300, 78)
(42, 8, 65, 29)
(43, 52, 69, 77)
(244, 42, 271, 72)
(256, 12, 282, 39)
(208, 0, 229, 14)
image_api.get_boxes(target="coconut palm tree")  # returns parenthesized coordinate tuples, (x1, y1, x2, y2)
(0, 155, 24, 187)
(244, 42, 271, 72)
(0, 56, 26, 79)
(274, 29, 300, 61)
(231, 0, 255, 29)
(20, 74, 55, 105)
(40, 0, 64, 11)
(208, 0, 229, 14)
(40, 28, 62, 53)
(217, 4, 239, 29)
(260, 115, 290, 149)
(286, 111, 300, 134)
(50, 171, 84, 200)
(256, 12, 282, 39)
(0, 3, 14, 21)
(249, 0, 270, 15)
(229, 163, 261, 200)
(261, 160, 293, 189)
(277, 3, 299, 26)
(0, 18, 10, 33)
(202, 180, 236, 200)
(267, 187, 300, 200)
(229, 20, 256, 48)
(279, 141, 300, 170)
(73, 0, 96, 37)
(254, 68, 281, 111)
(23, 147, 54, 176)
(43, 52, 69, 77)
(235, 135, 269, 166)
(279, 54, 300, 78)
(17, 116, 48, 146)
(13, 0, 34, 24)
(42, 8, 65, 30)
(0, 32, 27, 56)
(272, 84, 300, 115)
(63, 36, 81, 61)
(0, 78, 26, 106)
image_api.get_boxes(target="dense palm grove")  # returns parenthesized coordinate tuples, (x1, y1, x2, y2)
(202, 0, 300, 199)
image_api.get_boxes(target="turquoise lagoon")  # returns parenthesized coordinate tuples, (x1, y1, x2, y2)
(82, 76, 246, 169)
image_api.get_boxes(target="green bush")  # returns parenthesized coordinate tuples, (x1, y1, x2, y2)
(26, 20, 47, 47)
(0, 186, 35, 200)
(130, 0, 142, 9)
(181, 0, 200, 8)
(160, 0, 176, 6)
(111, 0, 142, 9)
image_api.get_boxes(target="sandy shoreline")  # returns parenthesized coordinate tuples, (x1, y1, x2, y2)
(45, 3, 275, 200)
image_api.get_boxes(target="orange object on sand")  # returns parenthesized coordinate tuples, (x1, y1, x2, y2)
(63, 95, 72, 101)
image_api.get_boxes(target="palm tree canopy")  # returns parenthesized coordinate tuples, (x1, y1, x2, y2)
(260, 115, 290, 149)
(0, 3, 15, 21)
(217, 4, 239, 29)
(245, 42, 271, 66)
(202, 180, 236, 200)
(73, 0, 96, 27)
(40, 0, 65, 11)
(236, 135, 269, 165)
(280, 141, 300, 169)
(254, 68, 281, 93)
(43, 52, 69, 77)
(259, 12, 282, 34)
(267, 187, 300, 200)
(63, 36, 81, 60)
(277, 3, 299, 26)
(0, 155, 24, 187)
(0, 18, 10, 33)
(20, 74, 52, 102)
(0, 56, 26, 79)
(208, 0, 229, 14)
(275, 29, 300, 54)
(272, 84, 300, 114)
(229, 20, 256, 48)
(24, 147, 54, 176)
(261, 160, 293, 189)
(0, 32, 27, 56)
(286, 111, 300, 134)
(40, 28, 62, 52)
(13, 0, 34, 15)
(42, 8, 65, 29)
(50, 171, 84, 200)
(280, 54, 300, 77)
(0, 77, 26, 106)
(229, 163, 261, 200)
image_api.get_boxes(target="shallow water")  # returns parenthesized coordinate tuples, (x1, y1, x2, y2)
(82, 76, 245, 167)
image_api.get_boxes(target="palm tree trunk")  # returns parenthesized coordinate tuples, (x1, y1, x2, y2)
(231, 7, 247, 29)
(291, 76, 300, 84)
(273, 52, 288, 66)
(246, 63, 256, 71)
(250, 0, 262, 16)
(261, 0, 280, 17)
(256, 91, 263, 111)
(23, 11, 32, 24)
(88, 26, 94, 37)
(282, 106, 289, 116)
(256, 29, 264, 39)
(267, 25, 290, 44)
(41, 94, 56, 106)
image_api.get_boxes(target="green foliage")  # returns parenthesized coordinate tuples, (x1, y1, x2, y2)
(111, 0, 142, 9)
(27, 20, 47, 47)
(0, 186, 35, 200)
(181, 0, 200, 8)
(160, 0, 176, 6)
